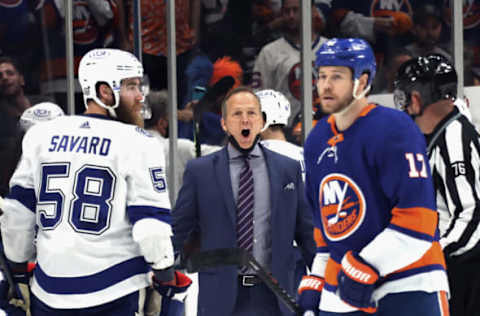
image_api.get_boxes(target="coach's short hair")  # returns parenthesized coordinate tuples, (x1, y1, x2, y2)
(221, 86, 261, 118)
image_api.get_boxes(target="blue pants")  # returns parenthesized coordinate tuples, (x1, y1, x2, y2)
(232, 282, 283, 316)
(320, 291, 449, 316)
(31, 291, 140, 316)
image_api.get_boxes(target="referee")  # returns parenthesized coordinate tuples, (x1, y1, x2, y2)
(394, 53, 480, 316)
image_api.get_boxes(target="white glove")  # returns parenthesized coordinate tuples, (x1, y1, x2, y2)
(132, 218, 174, 270)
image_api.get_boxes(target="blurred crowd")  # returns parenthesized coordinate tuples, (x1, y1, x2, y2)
(2, 0, 480, 149)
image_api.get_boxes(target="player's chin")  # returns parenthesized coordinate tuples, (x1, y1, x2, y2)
(320, 102, 337, 114)
(117, 106, 144, 127)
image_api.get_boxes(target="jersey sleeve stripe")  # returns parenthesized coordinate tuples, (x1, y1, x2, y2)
(314, 227, 327, 247)
(390, 207, 438, 237)
(127, 206, 171, 225)
(33, 256, 149, 294)
(323, 242, 446, 291)
(7, 185, 36, 213)
(388, 223, 435, 242)
(379, 264, 446, 284)
(324, 257, 340, 288)
(387, 241, 446, 275)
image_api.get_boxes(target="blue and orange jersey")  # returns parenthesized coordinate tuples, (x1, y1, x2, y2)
(38, 0, 118, 80)
(304, 104, 449, 311)
(127, 0, 195, 57)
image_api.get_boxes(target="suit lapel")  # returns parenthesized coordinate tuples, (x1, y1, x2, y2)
(214, 147, 237, 225)
(262, 146, 281, 219)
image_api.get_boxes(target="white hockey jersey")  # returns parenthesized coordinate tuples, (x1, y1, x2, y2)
(260, 139, 305, 181)
(252, 36, 328, 126)
(0, 114, 172, 309)
(148, 130, 221, 201)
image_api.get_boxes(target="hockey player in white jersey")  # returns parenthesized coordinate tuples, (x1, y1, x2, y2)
(0, 48, 191, 316)
(256, 89, 305, 180)
(0, 101, 64, 315)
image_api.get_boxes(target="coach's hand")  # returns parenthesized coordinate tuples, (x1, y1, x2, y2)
(152, 268, 192, 298)
(297, 275, 324, 315)
(337, 251, 378, 313)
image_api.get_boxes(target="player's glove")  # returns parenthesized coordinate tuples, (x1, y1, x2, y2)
(337, 251, 378, 313)
(7, 261, 33, 285)
(297, 275, 324, 315)
(152, 268, 192, 298)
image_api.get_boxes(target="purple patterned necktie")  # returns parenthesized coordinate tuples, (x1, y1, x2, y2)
(237, 156, 254, 260)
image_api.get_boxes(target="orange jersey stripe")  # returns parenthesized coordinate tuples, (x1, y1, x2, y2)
(326, 104, 377, 146)
(314, 227, 327, 248)
(388, 241, 446, 275)
(325, 258, 341, 286)
(438, 291, 450, 316)
(390, 207, 438, 237)
(325, 243, 445, 286)
(359, 104, 377, 117)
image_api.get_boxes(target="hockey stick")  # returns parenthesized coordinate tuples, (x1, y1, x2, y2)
(185, 247, 303, 316)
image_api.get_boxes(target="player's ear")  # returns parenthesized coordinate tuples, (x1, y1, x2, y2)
(410, 91, 422, 115)
(358, 73, 369, 92)
(221, 117, 228, 133)
(98, 83, 114, 105)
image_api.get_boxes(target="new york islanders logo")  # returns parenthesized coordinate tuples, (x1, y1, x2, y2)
(319, 174, 366, 241)
(444, 0, 480, 30)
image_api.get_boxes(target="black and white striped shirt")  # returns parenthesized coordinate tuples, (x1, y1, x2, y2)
(427, 107, 480, 260)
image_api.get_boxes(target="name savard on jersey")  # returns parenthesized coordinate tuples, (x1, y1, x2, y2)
(48, 135, 112, 155)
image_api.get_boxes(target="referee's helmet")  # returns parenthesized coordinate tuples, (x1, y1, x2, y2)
(393, 54, 457, 111)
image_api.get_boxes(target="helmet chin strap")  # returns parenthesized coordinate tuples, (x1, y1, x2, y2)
(93, 91, 120, 118)
(228, 134, 261, 155)
(353, 79, 371, 100)
(335, 79, 371, 116)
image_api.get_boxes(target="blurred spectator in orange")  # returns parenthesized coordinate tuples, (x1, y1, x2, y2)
(179, 56, 240, 145)
(210, 56, 243, 91)
(127, 0, 200, 107)
(37, 0, 127, 114)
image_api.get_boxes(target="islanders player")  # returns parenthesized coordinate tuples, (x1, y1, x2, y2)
(0, 49, 190, 315)
(297, 38, 449, 315)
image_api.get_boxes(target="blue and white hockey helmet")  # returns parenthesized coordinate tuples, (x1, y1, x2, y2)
(315, 38, 377, 87)
(255, 89, 291, 131)
(19, 102, 64, 132)
(78, 48, 144, 118)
